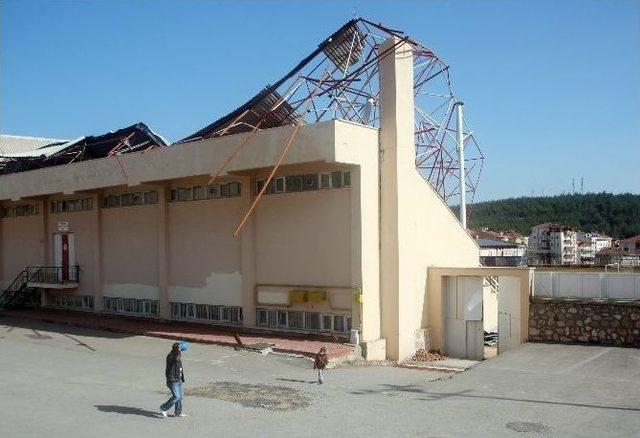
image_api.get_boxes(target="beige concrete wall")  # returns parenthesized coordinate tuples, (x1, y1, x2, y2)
(102, 202, 160, 300)
(378, 37, 479, 361)
(167, 195, 243, 306)
(0, 208, 44, 286)
(427, 267, 533, 353)
(254, 188, 351, 287)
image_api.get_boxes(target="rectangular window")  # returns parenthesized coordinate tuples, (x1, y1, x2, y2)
(267, 309, 278, 327)
(109, 194, 121, 208)
(209, 305, 221, 320)
(255, 179, 265, 195)
(257, 309, 268, 326)
(193, 185, 206, 200)
(343, 171, 351, 187)
(196, 304, 207, 319)
(230, 307, 241, 323)
(320, 173, 331, 189)
(288, 311, 304, 329)
(177, 187, 192, 202)
(305, 312, 321, 330)
(121, 193, 133, 207)
(147, 191, 159, 204)
(278, 310, 288, 327)
(334, 315, 345, 332)
(274, 177, 285, 193)
(285, 175, 303, 192)
(302, 174, 319, 191)
(228, 182, 241, 197)
(132, 192, 143, 206)
(220, 184, 229, 198)
(124, 298, 135, 313)
(322, 314, 333, 331)
(331, 171, 343, 188)
(207, 185, 220, 199)
(170, 189, 177, 201)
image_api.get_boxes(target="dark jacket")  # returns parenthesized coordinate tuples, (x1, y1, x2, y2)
(314, 352, 328, 370)
(166, 352, 185, 382)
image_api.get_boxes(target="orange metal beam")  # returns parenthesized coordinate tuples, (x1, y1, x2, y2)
(233, 125, 300, 237)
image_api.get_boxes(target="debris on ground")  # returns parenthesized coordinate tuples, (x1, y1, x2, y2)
(412, 348, 445, 362)
(484, 331, 498, 347)
(186, 381, 310, 411)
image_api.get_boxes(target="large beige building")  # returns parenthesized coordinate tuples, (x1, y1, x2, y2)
(0, 30, 481, 361)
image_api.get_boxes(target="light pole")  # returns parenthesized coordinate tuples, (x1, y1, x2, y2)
(455, 101, 466, 228)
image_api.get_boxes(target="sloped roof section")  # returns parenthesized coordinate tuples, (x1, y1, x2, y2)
(176, 18, 484, 204)
(0, 135, 68, 155)
(0, 123, 168, 176)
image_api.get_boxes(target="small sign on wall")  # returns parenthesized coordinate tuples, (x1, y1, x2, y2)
(58, 221, 69, 232)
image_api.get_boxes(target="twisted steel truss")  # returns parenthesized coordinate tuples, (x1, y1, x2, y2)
(180, 18, 484, 202)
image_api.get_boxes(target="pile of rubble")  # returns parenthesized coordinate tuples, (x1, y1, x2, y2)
(412, 348, 445, 362)
(484, 331, 498, 347)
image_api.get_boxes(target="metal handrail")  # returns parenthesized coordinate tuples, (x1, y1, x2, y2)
(25, 266, 79, 284)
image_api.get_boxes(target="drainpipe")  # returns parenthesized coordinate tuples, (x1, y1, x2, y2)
(455, 101, 466, 228)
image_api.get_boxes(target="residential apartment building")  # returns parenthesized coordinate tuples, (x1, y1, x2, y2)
(529, 223, 578, 265)
(577, 232, 613, 265)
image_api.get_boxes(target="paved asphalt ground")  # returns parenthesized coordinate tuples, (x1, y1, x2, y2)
(1, 316, 639, 437)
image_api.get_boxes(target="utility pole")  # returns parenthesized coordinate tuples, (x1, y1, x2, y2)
(455, 101, 466, 228)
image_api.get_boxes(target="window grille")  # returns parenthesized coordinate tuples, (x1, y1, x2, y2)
(288, 311, 304, 329)
(255, 308, 350, 333)
(285, 175, 303, 192)
(193, 185, 206, 200)
(305, 312, 321, 330)
(302, 174, 319, 191)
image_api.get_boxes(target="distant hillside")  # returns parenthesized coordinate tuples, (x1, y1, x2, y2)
(460, 193, 640, 239)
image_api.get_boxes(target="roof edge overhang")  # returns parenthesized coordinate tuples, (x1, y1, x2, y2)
(0, 119, 378, 201)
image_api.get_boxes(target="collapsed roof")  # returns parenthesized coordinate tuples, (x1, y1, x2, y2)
(0, 123, 168, 176)
(178, 18, 484, 202)
(0, 135, 69, 155)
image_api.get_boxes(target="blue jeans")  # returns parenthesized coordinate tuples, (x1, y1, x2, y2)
(161, 380, 183, 415)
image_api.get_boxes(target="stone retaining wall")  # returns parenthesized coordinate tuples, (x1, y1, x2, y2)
(529, 297, 640, 347)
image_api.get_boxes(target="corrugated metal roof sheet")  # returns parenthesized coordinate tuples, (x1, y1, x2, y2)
(0, 135, 68, 155)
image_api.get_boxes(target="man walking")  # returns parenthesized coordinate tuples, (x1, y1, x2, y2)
(160, 341, 188, 418)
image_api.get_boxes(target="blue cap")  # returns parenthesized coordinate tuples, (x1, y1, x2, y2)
(179, 341, 189, 352)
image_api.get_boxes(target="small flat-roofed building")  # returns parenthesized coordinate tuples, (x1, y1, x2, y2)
(0, 33, 479, 361)
(476, 238, 526, 267)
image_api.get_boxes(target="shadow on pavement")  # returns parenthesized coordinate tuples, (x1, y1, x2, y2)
(276, 378, 317, 384)
(349, 384, 640, 412)
(95, 405, 161, 418)
(0, 315, 132, 340)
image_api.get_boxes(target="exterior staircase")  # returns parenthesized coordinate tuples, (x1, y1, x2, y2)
(0, 266, 79, 309)
(0, 269, 39, 309)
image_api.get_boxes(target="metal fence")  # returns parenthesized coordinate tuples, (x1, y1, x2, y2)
(26, 266, 79, 284)
(533, 272, 640, 300)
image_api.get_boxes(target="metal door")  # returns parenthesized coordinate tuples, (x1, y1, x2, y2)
(444, 276, 484, 360)
(54, 233, 75, 281)
(497, 277, 521, 354)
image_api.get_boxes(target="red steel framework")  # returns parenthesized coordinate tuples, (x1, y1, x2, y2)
(179, 18, 484, 203)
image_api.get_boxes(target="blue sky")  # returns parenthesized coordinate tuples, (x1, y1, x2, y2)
(1, 0, 638, 201)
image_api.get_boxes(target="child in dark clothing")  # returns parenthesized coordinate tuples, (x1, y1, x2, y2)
(313, 347, 328, 384)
